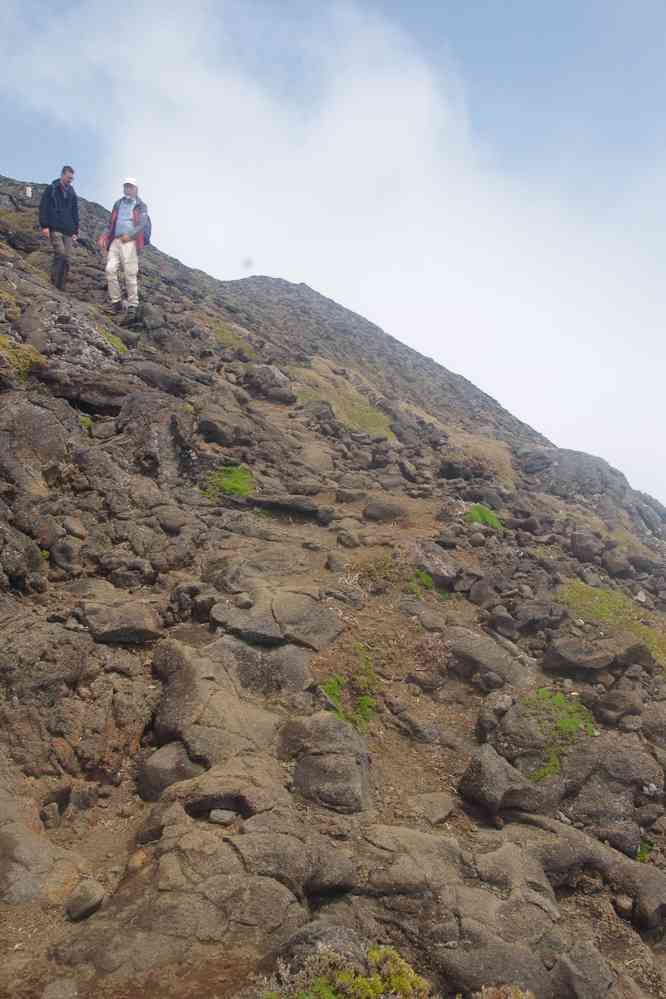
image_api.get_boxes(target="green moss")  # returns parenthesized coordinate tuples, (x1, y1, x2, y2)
(524, 687, 594, 782)
(296, 385, 394, 440)
(202, 465, 255, 501)
(39, 548, 50, 561)
(558, 580, 666, 669)
(320, 646, 378, 732)
(0, 288, 21, 322)
(464, 504, 503, 531)
(97, 324, 127, 355)
(212, 321, 257, 358)
(261, 945, 431, 999)
(637, 838, 655, 863)
(0, 334, 45, 383)
(78, 414, 93, 434)
(413, 570, 434, 591)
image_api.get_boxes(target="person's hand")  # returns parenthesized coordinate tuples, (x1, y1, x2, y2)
(72, 234, 78, 243)
(120, 234, 131, 243)
(41, 227, 50, 237)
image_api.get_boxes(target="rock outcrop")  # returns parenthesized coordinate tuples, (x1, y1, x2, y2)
(1, 173, 666, 999)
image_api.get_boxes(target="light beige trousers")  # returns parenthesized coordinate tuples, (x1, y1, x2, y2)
(105, 238, 139, 306)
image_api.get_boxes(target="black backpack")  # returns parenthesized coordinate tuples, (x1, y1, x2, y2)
(143, 213, 152, 247)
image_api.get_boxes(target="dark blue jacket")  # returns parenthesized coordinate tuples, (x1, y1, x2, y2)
(39, 179, 80, 236)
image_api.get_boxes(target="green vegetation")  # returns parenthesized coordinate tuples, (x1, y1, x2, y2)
(202, 465, 255, 501)
(97, 324, 127, 355)
(0, 288, 21, 322)
(211, 320, 257, 358)
(524, 687, 594, 782)
(39, 548, 50, 561)
(464, 504, 503, 532)
(261, 945, 431, 999)
(406, 568, 449, 602)
(78, 414, 93, 434)
(559, 580, 666, 669)
(0, 333, 44, 383)
(413, 569, 434, 591)
(637, 838, 655, 863)
(294, 363, 395, 439)
(321, 644, 378, 732)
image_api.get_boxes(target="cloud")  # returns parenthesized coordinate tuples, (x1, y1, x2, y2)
(2, 0, 665, 502)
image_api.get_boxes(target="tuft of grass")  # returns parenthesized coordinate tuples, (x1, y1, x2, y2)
(524, 687, 594, 782)
(464, 504, 504, 532)
(637, 838, 655, 863)
(98, 324, 128, 355)
(260, 945, 432, 999)
(0, 333, 45, 383)
(558, 580, 666, 669)
(202, 465, 255, 501)
(78, 414, 93, 434)
(320, 645, 378, 732)
(39, 548, 50, 561)
(406, 568, 449, 602)
(413, 569, 434, 591)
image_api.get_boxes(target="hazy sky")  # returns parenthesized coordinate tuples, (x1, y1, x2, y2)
(2, 1, 665, 502)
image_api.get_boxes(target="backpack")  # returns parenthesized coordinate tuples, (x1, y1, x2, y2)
(143, 213, 152, 247)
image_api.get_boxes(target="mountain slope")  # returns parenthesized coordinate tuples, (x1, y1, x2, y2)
(1, 174, 666, 999)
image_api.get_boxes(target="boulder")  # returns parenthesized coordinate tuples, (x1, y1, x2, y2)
(243, 364, 297, 403)
(136, 742, 206, 801)
(83, 601, 163, 644)
(362, 499, 406, 523)
(65, 879, 105, 921)
(280, 712, 370, 813)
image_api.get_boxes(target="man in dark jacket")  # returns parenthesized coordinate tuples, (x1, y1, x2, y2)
(39, 166, 79, 291)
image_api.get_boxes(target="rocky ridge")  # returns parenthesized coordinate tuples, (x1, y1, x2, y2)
(1, 174, 666, 999)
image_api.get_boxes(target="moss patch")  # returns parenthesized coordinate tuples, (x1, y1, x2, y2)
(261, 945, 431, 999)
(212, 321, 257, 358)
(78, 414, 93, 434)
(524, 687, 595, 781)
(292, 360, 394, 439)
(97, 323, 127, 355)
(637, 838, 655, 863)
(0, 334, 45, 383)
(0, 288, 21, 322)
(558, 580, 666, 669)
(321, 644, 378, 732)
(465, 503, 503, 531)
(193, 313, 257, 358)
(202, 465, 255, 501)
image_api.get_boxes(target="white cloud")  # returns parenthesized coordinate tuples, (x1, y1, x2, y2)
(2, 0, 665, 502)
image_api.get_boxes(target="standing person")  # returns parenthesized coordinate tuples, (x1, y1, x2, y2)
(98, 178, 149, 324)
(39, 166, 79, 291)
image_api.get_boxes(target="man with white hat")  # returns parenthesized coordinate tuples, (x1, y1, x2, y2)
(98, 177, 149, 324)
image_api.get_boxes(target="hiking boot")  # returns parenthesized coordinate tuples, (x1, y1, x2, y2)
(108, 301, 123, 317)
(124, 306, 138, 326)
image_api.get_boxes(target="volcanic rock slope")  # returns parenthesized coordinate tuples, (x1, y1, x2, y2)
(2, 175, 666, 999)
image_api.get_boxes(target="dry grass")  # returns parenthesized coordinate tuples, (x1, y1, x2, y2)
(447, 429, 517, 487)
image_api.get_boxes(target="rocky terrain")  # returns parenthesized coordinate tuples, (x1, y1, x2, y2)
(1, 173, 666, 999)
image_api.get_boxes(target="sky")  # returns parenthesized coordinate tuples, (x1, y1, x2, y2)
(2, 0, 665, 503)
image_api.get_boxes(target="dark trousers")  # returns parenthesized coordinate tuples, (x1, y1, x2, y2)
(50, 231, 73, 289)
